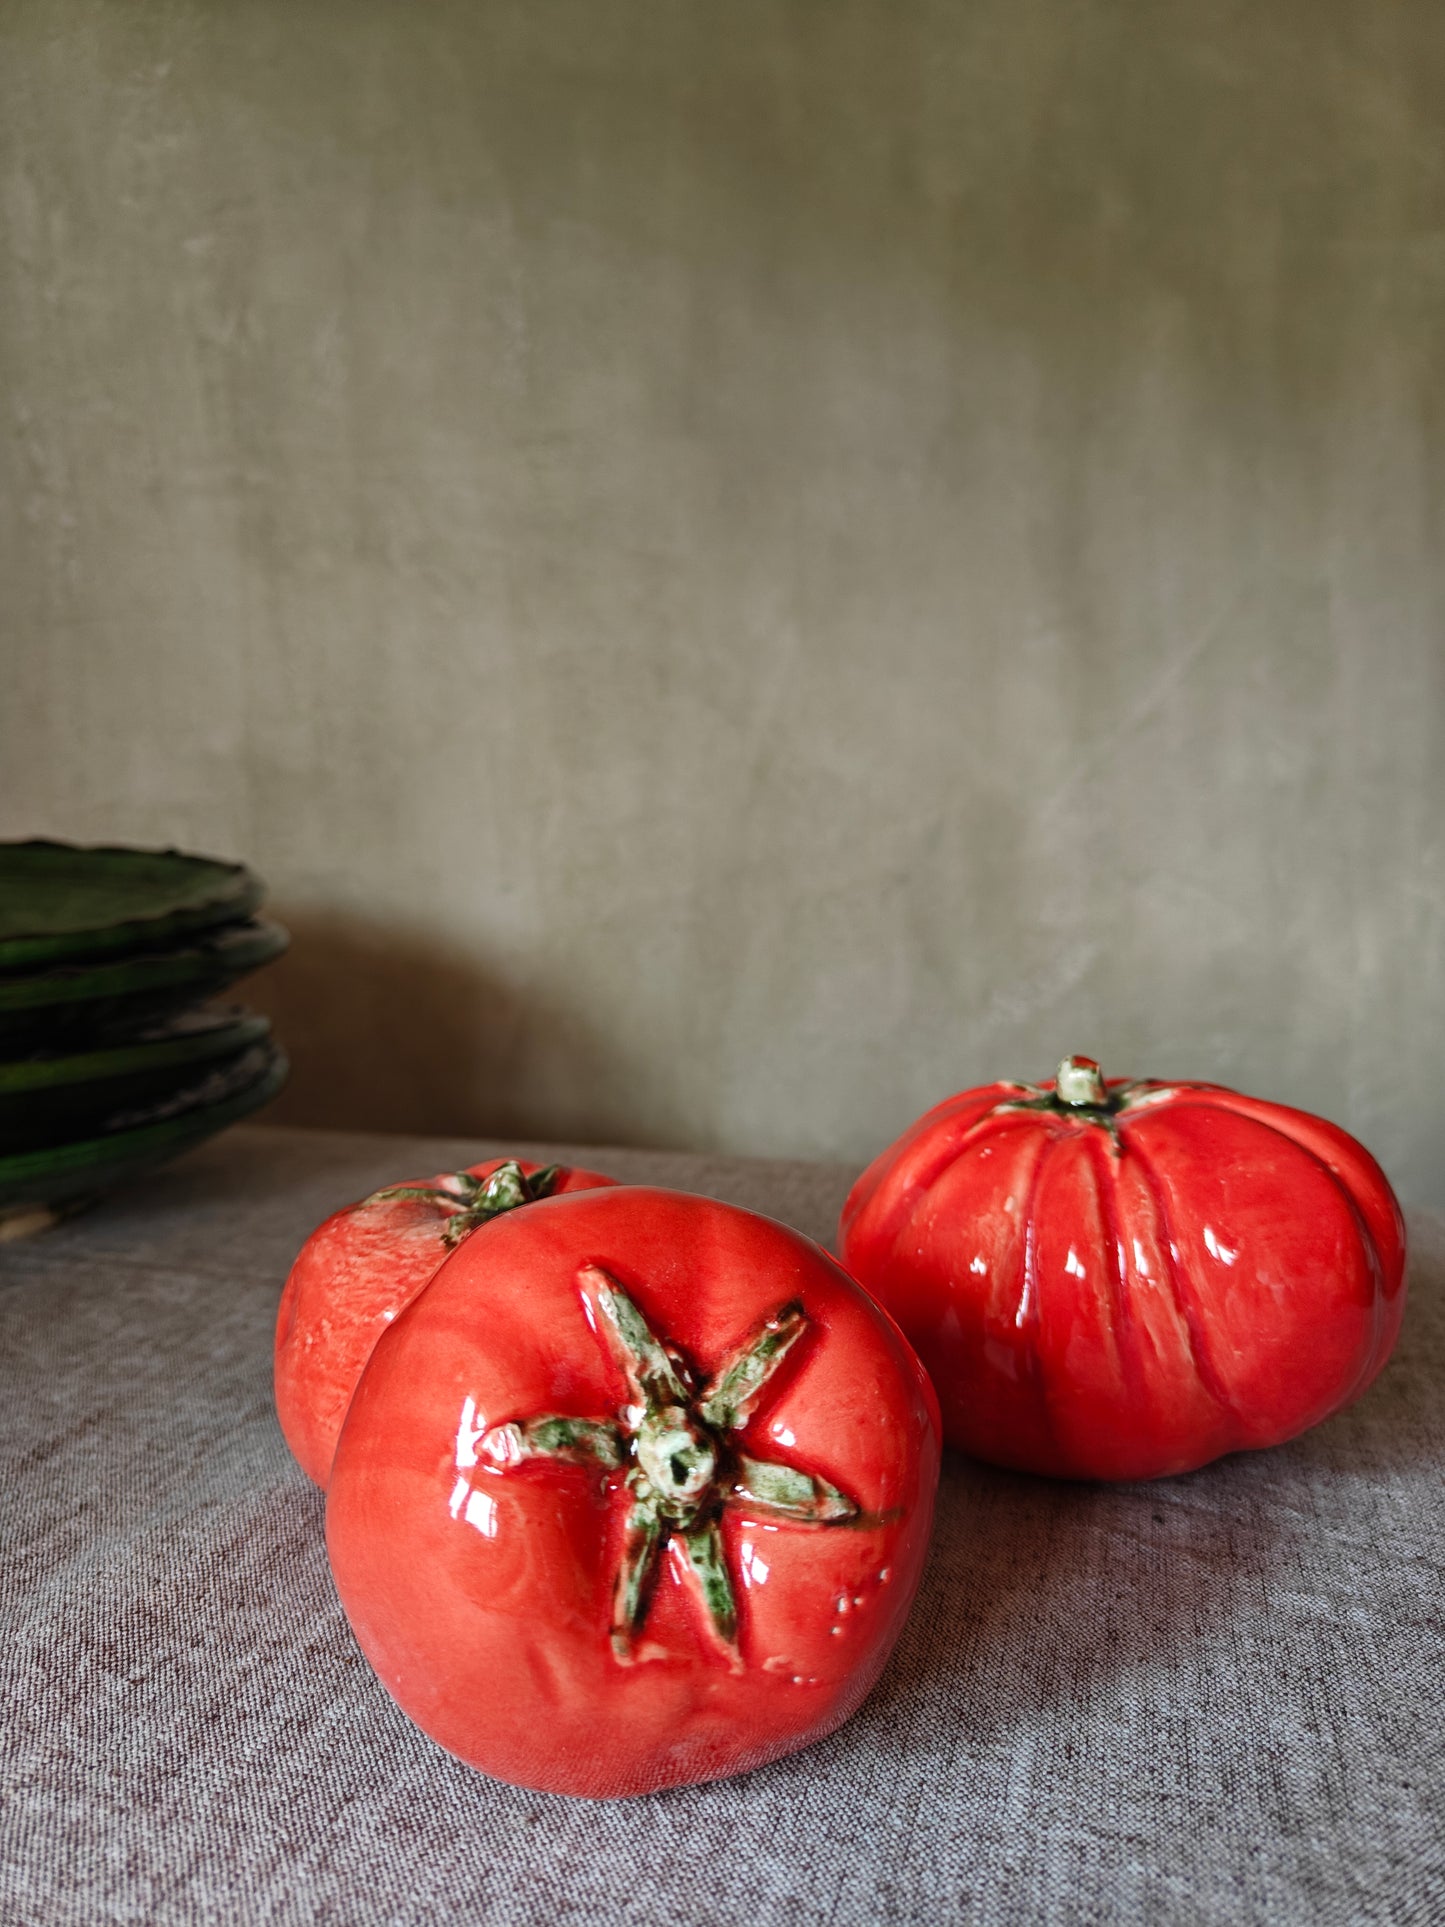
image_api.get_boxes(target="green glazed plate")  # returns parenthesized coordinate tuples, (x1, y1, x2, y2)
(0, 1006, 272, 1154)
(0, 1039, 289, 1212)
(0, 841, 264, 971)
(0, 918, 289, 1048)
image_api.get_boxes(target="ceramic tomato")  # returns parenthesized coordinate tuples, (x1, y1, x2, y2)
(275, 1157, 616, 1488)
(840, 1055, 1407, 1482)
(326, 1184, 940, 1798)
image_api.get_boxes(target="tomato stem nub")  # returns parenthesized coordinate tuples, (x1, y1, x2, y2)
(1055, 1055, 1107, 1108)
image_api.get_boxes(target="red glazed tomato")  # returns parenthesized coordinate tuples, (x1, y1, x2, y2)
(275, 1157, 616, 1488)
(326, 1184, 940, 1798)
(839, 1056, 1407, 1482)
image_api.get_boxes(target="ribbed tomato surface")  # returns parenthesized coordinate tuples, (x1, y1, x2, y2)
(839, 1057, 1406, 1481)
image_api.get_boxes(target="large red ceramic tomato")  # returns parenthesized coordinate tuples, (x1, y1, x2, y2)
(840, 1056, 1406, 1482)
(327, 1184, 940, 1798)
(275, 1157, 615, 1488)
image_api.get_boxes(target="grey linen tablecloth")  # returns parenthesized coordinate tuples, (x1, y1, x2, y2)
(2, 1125, 1441, 1927)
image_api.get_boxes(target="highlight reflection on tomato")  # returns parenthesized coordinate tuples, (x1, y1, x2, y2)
(275, 1156, 616, 1488)
(326, 1185, 940, 1798)
(840, 1055, 1407, 1482)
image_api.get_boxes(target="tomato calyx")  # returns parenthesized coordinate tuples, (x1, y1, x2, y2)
(474, 1264, 859, 1665)
(995, 1055, 1158, 1139)
(367, 1160, 563, 1248)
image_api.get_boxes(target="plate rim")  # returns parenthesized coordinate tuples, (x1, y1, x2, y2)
(0, 839, 264, 971)
(0, 1041, 289, 1204)
(0, 918, 289, 1014)
(0, 1008, 272, 1095)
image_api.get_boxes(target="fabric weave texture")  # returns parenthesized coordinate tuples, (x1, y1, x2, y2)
(2, 1125, 1440, 1926)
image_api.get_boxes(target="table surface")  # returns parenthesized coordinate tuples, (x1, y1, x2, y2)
(2, 1124, 1441, 1927)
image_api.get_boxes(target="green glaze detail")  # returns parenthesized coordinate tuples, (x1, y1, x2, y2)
(680, 1520, 738, 1651)
(612, 1502, 664, 1662)
(634, 1406, 719, 1511)
(699, 1299, 807, 1430)
(589, 1273, 692, 1409)
(368, 1159, 565, 1248)
(487, 1415, 625, 1468)
(475, 1268, 861, 1664)
(465, 1160, 529, 1215)
(438, 1160, 560, 1246)
(733, 1453, 857, 1523)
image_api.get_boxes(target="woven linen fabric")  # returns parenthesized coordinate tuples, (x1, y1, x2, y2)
(2, 1126, 1441, 1927)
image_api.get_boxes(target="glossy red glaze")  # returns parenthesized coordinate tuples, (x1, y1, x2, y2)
(275, 1157, 616, 1488)
(326, 1185, 940, 1799)
(839, 1066, 1407, 1481)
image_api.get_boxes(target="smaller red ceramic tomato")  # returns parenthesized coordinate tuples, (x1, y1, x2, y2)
(840, 1056, 1407, 1481)
(275, 1157, 615, 1488)
(326, 1185, 940, 1798)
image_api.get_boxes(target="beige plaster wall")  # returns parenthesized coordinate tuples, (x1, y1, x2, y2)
(3, 1, 1443, 1202)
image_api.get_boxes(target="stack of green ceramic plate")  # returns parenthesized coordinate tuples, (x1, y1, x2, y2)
(0, 841, 289, 1226)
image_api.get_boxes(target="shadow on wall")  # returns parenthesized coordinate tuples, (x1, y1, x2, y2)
(244, 908, 633, 1144)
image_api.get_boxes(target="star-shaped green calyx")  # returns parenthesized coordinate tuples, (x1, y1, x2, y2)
(368, 1160, 563, 1247)
(474, 1264, 859, 1663)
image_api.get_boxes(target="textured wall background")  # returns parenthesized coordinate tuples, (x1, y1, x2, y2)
(2, 1, 1442, 1202)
